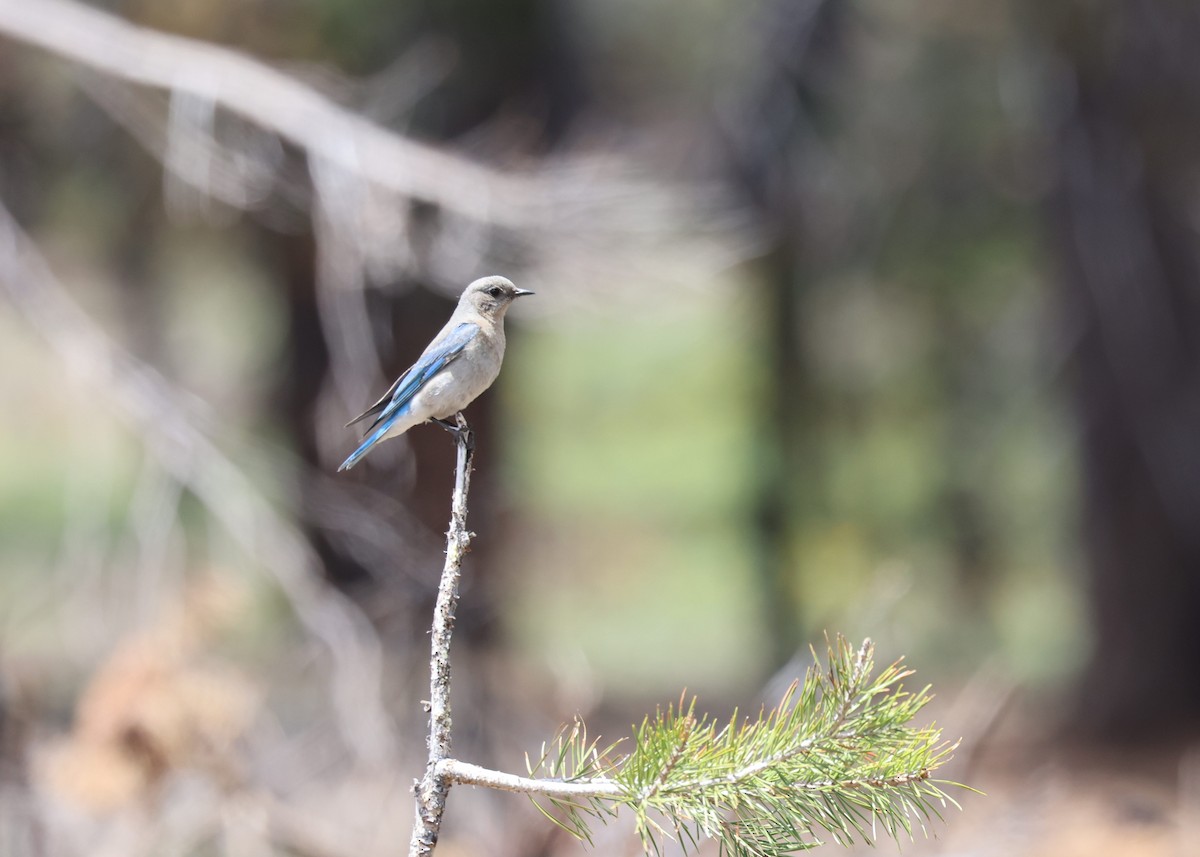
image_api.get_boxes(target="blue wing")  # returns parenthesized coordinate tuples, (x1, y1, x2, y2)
(338, 322, 478, 471)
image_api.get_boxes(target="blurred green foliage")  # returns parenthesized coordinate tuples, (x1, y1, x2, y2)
(0, 0, 1090, 709)
(487, 0, 1086, 697)
(500, 288, 768, 694)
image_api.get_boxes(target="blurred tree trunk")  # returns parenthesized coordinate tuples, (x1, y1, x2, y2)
(723, 0, 847, 667)
(1045, 0, 1200, 736)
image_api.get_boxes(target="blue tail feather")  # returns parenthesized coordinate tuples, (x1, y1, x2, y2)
(338, 405, 409, 471)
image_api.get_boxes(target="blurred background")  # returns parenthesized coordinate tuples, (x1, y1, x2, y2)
(1, 0, 1199, 854)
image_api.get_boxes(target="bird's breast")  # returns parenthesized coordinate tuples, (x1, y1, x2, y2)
(411, 334, 504, 420)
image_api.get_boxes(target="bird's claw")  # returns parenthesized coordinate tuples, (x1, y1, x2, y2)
(433, 416, 475, 451)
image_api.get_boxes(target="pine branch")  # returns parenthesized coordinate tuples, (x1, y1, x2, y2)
(525, 636, 965, 856)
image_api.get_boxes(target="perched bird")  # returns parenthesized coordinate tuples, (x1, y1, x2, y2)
(338, 276, 533, 471)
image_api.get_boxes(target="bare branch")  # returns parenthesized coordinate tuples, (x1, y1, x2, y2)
(439, 759, 621, 800)
(409, 414, 475, 857)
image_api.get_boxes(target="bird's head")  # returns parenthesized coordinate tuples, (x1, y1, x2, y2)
(460, 275, 534, 319)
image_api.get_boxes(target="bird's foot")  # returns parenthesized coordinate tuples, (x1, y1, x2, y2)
(433, 415, 474, 451)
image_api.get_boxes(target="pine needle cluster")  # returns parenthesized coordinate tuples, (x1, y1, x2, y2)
(526, 636, 963, 856)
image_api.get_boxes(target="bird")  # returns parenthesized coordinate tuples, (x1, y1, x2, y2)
(338, 275, 534, 471)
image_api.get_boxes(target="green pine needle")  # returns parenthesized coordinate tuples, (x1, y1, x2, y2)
(525, 635, 967, 856)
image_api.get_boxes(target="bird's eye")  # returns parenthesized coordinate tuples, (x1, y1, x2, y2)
(487, 286, 503, 298)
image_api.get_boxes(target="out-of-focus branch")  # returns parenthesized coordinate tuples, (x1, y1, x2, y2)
(0, 0, 762, 300)
(0, 0, 532, 227)
(0, 198, 397, 766)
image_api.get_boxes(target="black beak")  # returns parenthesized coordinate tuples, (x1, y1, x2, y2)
(512, 288, 535, 297)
